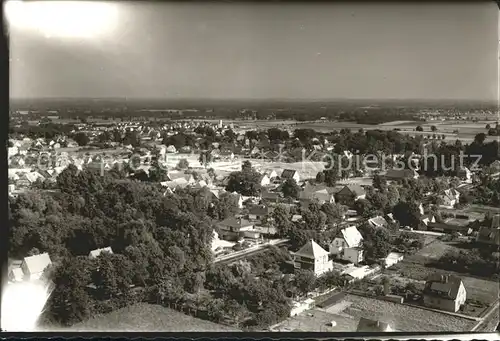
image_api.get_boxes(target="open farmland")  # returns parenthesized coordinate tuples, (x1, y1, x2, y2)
(65, 303, 239, 332)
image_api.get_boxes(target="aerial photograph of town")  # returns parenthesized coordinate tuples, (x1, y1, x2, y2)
(3, 0, 499, 335)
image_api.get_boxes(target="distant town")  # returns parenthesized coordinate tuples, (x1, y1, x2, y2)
(6, 99, 500, 332)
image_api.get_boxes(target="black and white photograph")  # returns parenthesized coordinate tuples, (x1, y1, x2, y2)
(3, 0, 500, 334)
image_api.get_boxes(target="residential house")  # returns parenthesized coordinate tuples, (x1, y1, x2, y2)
(367, 215, 388, 229)
(457, 167, 472, 183)
(335, 185, 366, 207)
(265, 170, 278, 180)
(384, 169, 419, 181)
(167, 171, 195, 184)
(166, 145, 177, 153)
(422, 215, 437, 226)
(248, 205, 274, 222)
(259, 174, 271, 187)
(89, 247, 114, 259)
(292, 240, 333, 276)
(440, 188, 460, 208)
(281, 169, 300, 183)
(261, 189, 281, 205)
(291, 214, 303, 223)
(356, 317, 395, 332)
(217, 217, 254, 241)
(329, 226, 364, 265)
(21, 253, 52, 281)
(423, 274, 467, 312)
(299, 186, 336, 207)
(250, 146, 260, 156)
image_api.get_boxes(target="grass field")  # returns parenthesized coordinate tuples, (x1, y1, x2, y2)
(340, 294, 475, 332)
(66, 303, 239, 332)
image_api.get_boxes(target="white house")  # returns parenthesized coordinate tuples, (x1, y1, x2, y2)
(367, 216, 388, 229)
(423, 274, 467, 312)
(440, 188, 460, 208)
(266, 170, 278, 180)
(259, 174, 271, 187)
(329, 226, 364, 265)
(89, 247, 114, 259)
(292, 240, 333, 276)
(21, 253, 52, 281)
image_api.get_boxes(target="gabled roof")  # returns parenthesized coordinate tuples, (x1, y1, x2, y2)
(294, 240, 329, 259)
(249, 205, 274, 216)
(22, 253, 52, 275)
(218, 217, 253, 230)
(340, 226, 363, 248)
(338, 185, 365, 197)
(89, 247, 114, 258)
(281, 169, 298, 179)
(424, 274, 464, 300)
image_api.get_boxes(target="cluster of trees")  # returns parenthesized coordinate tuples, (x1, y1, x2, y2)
(270, 202, 346, 250)
(470, 177, 500, 207)
(435, 248, 500, 279)
(225, 161, 262, 196)
(338, 110, 422, 125)
(204, 247, 294, 327)
(9, 122, 75, 140)
(9, 166, 242, 326)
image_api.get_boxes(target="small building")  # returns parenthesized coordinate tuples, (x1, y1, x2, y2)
(217, 217, 254, 241)
(367, 215, 388, 229)
(9, 267, 24, 282)
(329, 226, 364, 265)
(440, 188, 460, 208)
(281, 169, 300, 183)
(457, 167, 472, 183)
(292, 240, 333, 276)
(89, 247, 114, 259)
(248, 205, 274, 221)
(356, 317, 395, 332)
(423, 274, 467, 312)
(384, 252, 404, 268)
(166, 145, 177, 153)
(335, 185, 366, 207)
(21, 253, 52, 281)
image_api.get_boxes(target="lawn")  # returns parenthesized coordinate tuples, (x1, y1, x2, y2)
(66, 303, 240, 332)
(340, 294, 475, 332)
(271, 308, 358, 332)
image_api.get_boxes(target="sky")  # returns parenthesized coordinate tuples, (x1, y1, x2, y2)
(6, 1, 499, 101)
